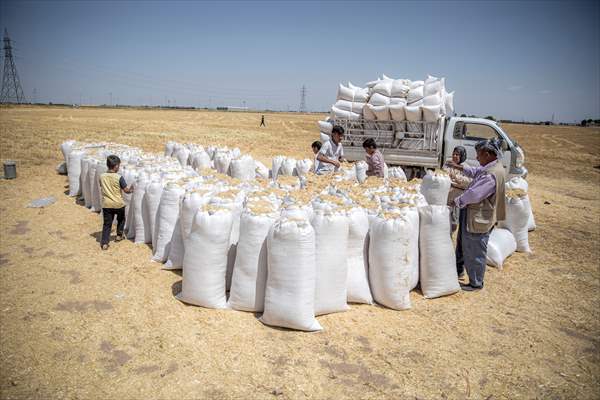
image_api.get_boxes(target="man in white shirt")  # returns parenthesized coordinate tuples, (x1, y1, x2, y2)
(316, 125, 346, 175)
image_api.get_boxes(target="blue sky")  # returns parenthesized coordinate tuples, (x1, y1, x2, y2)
(1, 0, 598, 122)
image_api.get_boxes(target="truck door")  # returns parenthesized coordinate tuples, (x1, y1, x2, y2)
(450, 121, 510, 172)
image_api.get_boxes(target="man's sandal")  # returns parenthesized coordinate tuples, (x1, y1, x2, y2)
(101, 244, 109, 250)
(115, 234, 124, 242)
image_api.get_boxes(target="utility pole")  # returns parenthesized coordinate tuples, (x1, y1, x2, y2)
(32, 88, 37, 104)
(109, 92, 113, 106)
(299, 85, 307, 113)
(0, 29, 26, 103)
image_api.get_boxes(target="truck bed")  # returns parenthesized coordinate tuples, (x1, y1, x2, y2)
(333, 118, 445, 168)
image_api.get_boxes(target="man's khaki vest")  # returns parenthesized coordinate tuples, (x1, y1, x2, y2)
(466, 161, 506, 234)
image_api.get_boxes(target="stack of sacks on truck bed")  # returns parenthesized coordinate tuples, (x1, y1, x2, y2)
(61, 137, 529, 332)
(318, 74, 455, 149)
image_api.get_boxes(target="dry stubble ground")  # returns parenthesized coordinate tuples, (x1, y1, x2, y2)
(0, 106, 598, 400)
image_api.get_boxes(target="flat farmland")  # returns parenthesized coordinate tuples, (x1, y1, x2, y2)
(0, 106, 598, 399)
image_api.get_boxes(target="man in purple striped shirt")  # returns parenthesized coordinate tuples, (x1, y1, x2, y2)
(447, 139, 506, 291)
(362, 138, 385, 178)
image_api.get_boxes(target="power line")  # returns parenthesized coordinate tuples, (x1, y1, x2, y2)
(0, 29, 26, 104)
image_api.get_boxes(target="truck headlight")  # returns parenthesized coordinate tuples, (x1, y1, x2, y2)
(515, 147, 524, 168)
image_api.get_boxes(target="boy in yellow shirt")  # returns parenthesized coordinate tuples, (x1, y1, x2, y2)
(100, 155, 133, 250)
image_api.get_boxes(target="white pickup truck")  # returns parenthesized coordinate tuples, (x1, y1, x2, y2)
(334, 116, 527, 180)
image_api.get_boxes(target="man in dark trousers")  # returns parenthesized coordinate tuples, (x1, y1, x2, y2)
(260, 115, 266, 127)
(448, 139, 506, 291)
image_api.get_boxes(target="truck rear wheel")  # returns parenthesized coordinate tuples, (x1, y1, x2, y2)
(402, 166, 426, 180)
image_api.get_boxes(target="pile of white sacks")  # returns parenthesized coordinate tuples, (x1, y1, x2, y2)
(60, 140, 532, 331)
(320, 74, 455, 147)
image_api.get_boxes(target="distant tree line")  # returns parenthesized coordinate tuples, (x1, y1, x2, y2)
(458, 113, 598, 126)
(581, 119, 600, 127)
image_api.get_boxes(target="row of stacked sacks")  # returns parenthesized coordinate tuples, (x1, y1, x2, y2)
(59, 140, 532, 331)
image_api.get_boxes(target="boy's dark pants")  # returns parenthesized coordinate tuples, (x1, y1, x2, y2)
(101, 207, 125, 245)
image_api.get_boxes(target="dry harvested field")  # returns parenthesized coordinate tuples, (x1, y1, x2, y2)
(0, 106, 599, 399)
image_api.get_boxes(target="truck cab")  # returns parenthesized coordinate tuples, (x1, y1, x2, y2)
(444, 117, 527, 178)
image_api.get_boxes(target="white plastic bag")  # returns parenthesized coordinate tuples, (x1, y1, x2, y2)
(346, 208, 372, 304)
(355, 161, 368, 183)
(420, 171, 451, 205)
(486, 228, 517, 269)
(228, 210, 277, 312)
(505, 177, 535, 231)
(177, 209, 233, 308)
(230, 155, 255, 181)
(144, 181, 164, 246)
(368, 93, 391, 106)
(61, 140, 76, 166)
(175, 147, 190, 167)
(261, 218, 322, 331)
(295, 159, 313, 177)
(419, 206, 460, 298)
(368, 211, 416, 310)
(132, 178, 149, 243)
(407, 86, 424, 104)
(152, 184, 185, 262)
(191, 151, 212, 171)
(387, 167, 407, 181)
(214, 152, 232, 175)
(318, 120, 333, 134)
(279, 158, 296, 176)
(312, 211, 350, 315)
(271, 156, 285, 180)
(67, 150, 85, 196)
(503, 195, 531, 253)
(163, 216, 184, 270)
(254, 160, 270, 179)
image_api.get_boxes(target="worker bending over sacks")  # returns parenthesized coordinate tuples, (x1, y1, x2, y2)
(315, 125, 346, 175)
(448, 139, 505, 291)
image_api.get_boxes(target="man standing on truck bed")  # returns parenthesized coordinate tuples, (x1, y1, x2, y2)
(449, 139, 505, 292)
(315, 125, 346, 175)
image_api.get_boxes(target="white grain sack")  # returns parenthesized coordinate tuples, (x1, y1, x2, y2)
(228, 208, 278, 312)
(67, 150, 85, 197)
(145, 181, 164, 247)
(486, 228, 517, 269)
(503, 193, 532, 253)
(419, 205, 460, 298)
(152, 183, 185, 263)
(261, 218, 322, 331)
(346, 208, 372, 304)
(132, 178, 149, 243)
(420, 170, 451, 206)
(368, 211, 416, 310)
(177, 209, 233, 308)
(312, 211, 350, 315)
